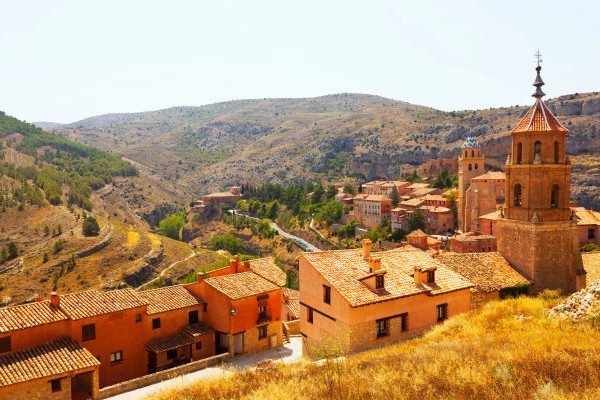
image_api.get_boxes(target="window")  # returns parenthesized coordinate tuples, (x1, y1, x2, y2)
(110, 351, 123, 365)
(551, 184, 559, 208)
(534, 141, 542, 156)
(195, 341, 202, 350)
(426, 271, 435, 284)
(258, 325, 268, 339)
(375, 275, 384, 289)
(166, 349, 177, 360)
(135, 313, 142, 323)
(554, 141, 560, 164)
(258, 305, 267, 320)
(589, 229, 595, 240)
(307, 308, 314, 324)
(400, 313, 409, 332)
(376, 318, 389, 338)
(0, 337, 11, 353)
(516, 142, 522, 164)
(203, 303, 208, 312)
(323, 285, 331, 304)
(189, 310, 199, 325)
(475, 163, 478, 171)
(471, 150, 474, 157)
(437, 304, 448, 322)
(514, 184, 522, 207)
(468, 163, 472, 171)
(50, 378, 62, 393)
(152, 318, 161, 329)
(82, 323, 96, 342)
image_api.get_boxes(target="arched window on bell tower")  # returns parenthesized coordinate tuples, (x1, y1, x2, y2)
(468, 164, 472, 171)
(516, 142, 522, 164)
(475, 163, 478, 171)
(551, 184, 559, 208)
(554, 141, 559, 164)
(514, 184, 522, 207)
(534, 141, 542, 163)
(471, 150, 474, 157)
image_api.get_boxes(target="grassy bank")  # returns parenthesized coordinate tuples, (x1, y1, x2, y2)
(151, 296, 600, 400)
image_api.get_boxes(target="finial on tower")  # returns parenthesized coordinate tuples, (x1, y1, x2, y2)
(532, 49, 545, 98)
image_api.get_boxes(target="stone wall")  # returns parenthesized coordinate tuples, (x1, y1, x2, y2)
(471, 290, 499, 310)
(0, 376, 71, 400)
(244, 320, 282, 354)
(98, 353, 229, 399)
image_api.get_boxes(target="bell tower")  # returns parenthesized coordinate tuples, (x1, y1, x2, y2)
(497, 60, 585, 293)
(458, 135, 484, 232)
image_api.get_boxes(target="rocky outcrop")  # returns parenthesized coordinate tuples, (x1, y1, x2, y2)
(142, 203, 181, 228)
(549, 280, 600, 320)
(121, 248, 165, 287)
(181, 221, 202, 243)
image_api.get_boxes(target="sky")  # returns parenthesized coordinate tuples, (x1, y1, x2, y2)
(1, 0, 599, 124)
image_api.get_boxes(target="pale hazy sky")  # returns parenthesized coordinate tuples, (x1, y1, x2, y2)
(1, 0, 598, 123)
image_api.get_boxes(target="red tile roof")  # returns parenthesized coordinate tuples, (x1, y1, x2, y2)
(146, 333, 193, 353)
(0, 301, 67, 333)
(249, 257, 287, 287)
(301, 246, 473, 307)
(137, 285, 204, 315)
(0, 338, 99, 387)
(60, 289, 147, 320)
(205, 271, 280, 300)
(512, 98, 567, 133)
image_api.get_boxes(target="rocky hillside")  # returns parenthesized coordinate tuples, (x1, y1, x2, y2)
(550, 279, 600, 320)
(48, 92, 600, 209)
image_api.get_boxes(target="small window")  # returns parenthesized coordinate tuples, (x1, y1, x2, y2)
(554, 141, 560, 164)
(135, 313, 142, 323)
(376, 318, 389, 338)
(400, 313, 409, 332)
(474, 163, 478, 171)
(375, 275, 384, 289)
(195, 341, 202, 350)
(258, 325, 267, 339)
(189, 310, 199, 325)
(471, 150, 474, 157)
(0, 337, 11, 353)
(110, 351, 123, 365)
(437, 304, 448, 322)
(323, 285, 331, 304)
(258, 305, 267, 320)
(516, 142, 523, 164)
(152, 318, 161, 329)
(82, 323, 96, 342)
(514, 184, 522, 208)
(589, 229, 595, 240)
(50, 378, 62, 393)
(534, 141, 541, 156)
(551, 184, 559, 208)
(166, 349, 177, 360)
(307, 308, 313, 324)
(468, 163, 472, 171)
(426, 271, 435, 284)
(203, 303, 208, 312)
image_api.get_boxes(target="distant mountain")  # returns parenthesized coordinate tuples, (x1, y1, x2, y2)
(33, 121, 64, 129)
(47, 92, 600, 209)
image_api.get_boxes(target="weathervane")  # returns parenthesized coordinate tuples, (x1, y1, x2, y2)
(534, 49, 543, 67)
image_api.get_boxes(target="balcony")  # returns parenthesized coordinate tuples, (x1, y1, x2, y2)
(257, 313, 271, 324)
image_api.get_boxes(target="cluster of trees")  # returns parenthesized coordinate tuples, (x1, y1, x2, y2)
(0, 242, 18, 263)
(0, 112, 138, 211)
(156, 212, 186, 240)
(223, 215, 277, 239)
(209, 233, 243, 254)
(82, 216, 100, 236)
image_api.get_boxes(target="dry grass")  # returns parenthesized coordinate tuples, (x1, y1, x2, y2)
(150, 297, 600, 400)
(123, 230, 140, 250)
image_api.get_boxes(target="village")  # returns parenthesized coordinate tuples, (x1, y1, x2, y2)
(1, 66, 600, 400)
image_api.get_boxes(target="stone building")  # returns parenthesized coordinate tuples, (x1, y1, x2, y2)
(462, 171, 505, 232)
(457, 135, 485, 232)
(496, 64, 586, 294)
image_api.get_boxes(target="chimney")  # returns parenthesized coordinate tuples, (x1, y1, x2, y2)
(230, 259, 238, 274)
(362, 239, 372, 260)
(414, 267, 422, 286)
(34, 294, 42, 302)
(243, 261, 250, 272)
(50, 292, 60, 308)
(196, 272, 205, 283)
(368, 257, 381, 273)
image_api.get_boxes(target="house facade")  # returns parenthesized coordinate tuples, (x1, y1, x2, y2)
(299, 240, 473, 356)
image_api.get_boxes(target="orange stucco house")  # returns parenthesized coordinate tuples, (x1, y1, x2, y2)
(299, 240, 473, 356)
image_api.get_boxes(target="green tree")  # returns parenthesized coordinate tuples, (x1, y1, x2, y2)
(408, 210, 426, 232)
(446, 190, 458, 230)
(390, 186, 400, 207)
(406, 170, 424, 183)
(343, 183, 356, 195)
(82, 216, 100, 236)
(315, 200, 343, 226)
(580, 242, 600, 252)
(325, 185, 338, 200)
(432, 170, 454, 189)
(6, 242, 18, 260)
(156, 212, 185, 240)
(312, 184, 324, 204)
(209, 233, 242, 254)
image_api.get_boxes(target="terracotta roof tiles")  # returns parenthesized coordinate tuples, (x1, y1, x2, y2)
(205, 271, 279, 300)
(472, 171, 506, 181)
(436, 252, 530, 293)
(137, 285, 204, 315)
(0, 301, 67, 333)
(571, 207, 600, 226)
(0, 338, 99, 387)
(146, 333, 193, 353)
(60, 289, 147, 320)
(248, 257, 286, 287)
(301, 246, 473, 308)
(283, 288, 300, 319)
(512, 98, 567, 133)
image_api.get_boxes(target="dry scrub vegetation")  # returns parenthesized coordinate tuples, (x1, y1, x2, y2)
(151, 295, 600, 400)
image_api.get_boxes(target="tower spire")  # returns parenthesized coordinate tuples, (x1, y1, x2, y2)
(532, 50, 545, 98)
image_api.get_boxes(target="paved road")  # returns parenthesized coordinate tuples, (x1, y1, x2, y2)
(229, 210, 321, 252)
(106, 337, 303, 400)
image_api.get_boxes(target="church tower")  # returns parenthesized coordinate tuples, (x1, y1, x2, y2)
(457, 135, 484, 232)
(497, 62, 586, 294)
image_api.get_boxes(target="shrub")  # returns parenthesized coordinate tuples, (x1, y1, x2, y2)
(82, 216, 100, 236)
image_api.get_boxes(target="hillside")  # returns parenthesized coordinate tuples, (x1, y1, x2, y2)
(0, 112, 232, 304)
(48, 92, 600, 210)
(150, 295, 600, 400)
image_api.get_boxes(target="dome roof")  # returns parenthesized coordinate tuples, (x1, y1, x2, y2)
(460, 134, 481, 148)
